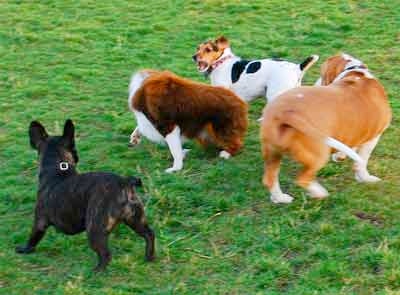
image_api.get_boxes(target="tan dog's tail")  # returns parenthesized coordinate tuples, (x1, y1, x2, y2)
(298, 55, 319, 84)
(280, 110, 363, 163)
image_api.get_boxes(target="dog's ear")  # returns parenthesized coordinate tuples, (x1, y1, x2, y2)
(29, 121, 48, 150)
(130, 177, 142, 187)
(62, 119, 75, 146)
(215, 36, 230, 50)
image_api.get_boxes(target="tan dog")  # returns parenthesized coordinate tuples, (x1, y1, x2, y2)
(260, 54, 392, 203)
(128, 70, 248, 173)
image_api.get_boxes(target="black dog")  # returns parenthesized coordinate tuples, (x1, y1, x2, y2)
(16, 119, 155, 271)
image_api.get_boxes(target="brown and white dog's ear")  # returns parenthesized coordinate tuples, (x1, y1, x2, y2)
(29, 121, 48, 150)
(215, 36, 230, 50)
(320, 55, 348, 85)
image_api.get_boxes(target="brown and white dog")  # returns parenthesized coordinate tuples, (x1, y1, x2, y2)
(261, 53, 392, 203)
(128, 70, 248, 173)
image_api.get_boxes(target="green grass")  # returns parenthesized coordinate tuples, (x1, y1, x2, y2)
(1, 0, 399, 294)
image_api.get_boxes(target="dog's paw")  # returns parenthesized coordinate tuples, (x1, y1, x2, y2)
(219, 150, 231, 159)
(15, 245, 35, 254)
(128, 137, 141, 148)
(165, 167, 181, 173)
(355, 173, 381, 183)
(307, 181, 329, 199)
(270, 193, 294, 204)
(331, 152, 347, 162)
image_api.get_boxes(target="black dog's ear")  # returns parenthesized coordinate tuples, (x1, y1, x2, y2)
(129, 177, 142, 187)
(62, 119, 75, 146)
(29, 121, 48, 150)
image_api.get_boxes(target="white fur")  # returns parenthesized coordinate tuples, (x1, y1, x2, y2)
(307, 181, 329, 199)
(354, 136, 382, 183)
(219, 150, 231, 159)
(324, 137, 363, 163)
(128, 71, 151, 110)
(165, 126, 184, 173)
(208, 48, 318, 103)
(270, 178, 294, 204)
(133, 111, 165, 144)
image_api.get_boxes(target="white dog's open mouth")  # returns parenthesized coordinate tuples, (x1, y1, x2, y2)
(197, 61, 209, 72)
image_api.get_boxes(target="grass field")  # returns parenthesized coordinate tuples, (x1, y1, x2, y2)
(1, 1, 399, 294)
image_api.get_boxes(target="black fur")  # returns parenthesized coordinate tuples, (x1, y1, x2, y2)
(299, 56, 315, 71)
(231, 60, 250, 83)
(16, 120, 155, 272)
(246, 61, 261, 74)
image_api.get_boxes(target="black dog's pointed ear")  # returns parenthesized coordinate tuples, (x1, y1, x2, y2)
(130, 177, 142, 187)
(62, 119, 75, 145)
(29, 121, 48, 150)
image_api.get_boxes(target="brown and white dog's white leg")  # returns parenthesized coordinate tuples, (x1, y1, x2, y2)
(129, 127, 142, 146)
(219, 150, 231, 159)
(165, 126, 184, 173)
(354, 136, 381, 183)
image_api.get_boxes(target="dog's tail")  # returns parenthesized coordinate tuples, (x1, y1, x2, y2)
(128, 70, 153, 111)
(280, 110, 363, 163)
(298, 55, 319, 84)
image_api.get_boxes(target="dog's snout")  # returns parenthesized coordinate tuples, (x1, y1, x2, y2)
(192, 54, 197, 62)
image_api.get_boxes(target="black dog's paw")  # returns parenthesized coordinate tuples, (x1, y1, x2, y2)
(15, 245, 35, 254)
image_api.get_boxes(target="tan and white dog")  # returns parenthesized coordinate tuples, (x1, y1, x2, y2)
(128, 70, 248, 173)
(261, 53, 392, 203)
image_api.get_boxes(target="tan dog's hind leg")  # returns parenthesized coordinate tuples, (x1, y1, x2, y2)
(263, 156, 294, 204)
(294, 144, 330, 199)
(129, 127, 142, 146)
(354, 136, 381, 183)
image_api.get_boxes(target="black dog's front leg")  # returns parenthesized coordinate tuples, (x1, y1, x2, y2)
(16, 218, 48, 254)
(125, 208, 155, 262)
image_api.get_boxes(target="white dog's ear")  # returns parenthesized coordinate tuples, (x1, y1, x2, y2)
(215, 36, 230, 50)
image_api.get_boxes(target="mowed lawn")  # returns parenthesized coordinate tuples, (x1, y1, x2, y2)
(1, 1, 399, 294)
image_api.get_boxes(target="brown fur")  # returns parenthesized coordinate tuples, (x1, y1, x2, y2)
(260, 54, 391, 196)
(131, 70, 248, 155)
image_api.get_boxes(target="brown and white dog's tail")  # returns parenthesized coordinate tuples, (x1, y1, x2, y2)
(297, 55, 319, 84)
(128, 70, 154, 111)
(280, 110, 363, 163)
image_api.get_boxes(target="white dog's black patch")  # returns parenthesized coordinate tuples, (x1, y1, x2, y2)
(246, 61, 261, 74)
(231, 60, 250, 83)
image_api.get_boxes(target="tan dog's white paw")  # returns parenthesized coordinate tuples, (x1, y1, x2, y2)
(270, 193, 294, 204)
(355, 173, 381, 183)
(307, 181, 329, 199)
(165, 167, 182, 173)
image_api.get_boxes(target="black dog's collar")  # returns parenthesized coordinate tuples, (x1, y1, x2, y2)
(59, 162, 69, 171)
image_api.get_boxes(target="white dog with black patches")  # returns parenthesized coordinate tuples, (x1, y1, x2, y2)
(192, 36, 319, 103)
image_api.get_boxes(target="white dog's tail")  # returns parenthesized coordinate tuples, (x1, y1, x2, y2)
(298, 55, 319, 84)
(128, 70, 152, 111)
